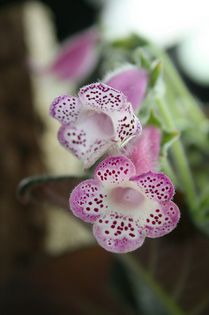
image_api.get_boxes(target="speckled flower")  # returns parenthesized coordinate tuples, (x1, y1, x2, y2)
(70, 155, 180, 253)
(50, 83, 142, 168)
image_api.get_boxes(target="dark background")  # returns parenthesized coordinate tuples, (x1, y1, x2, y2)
(0, 1, 208, 314)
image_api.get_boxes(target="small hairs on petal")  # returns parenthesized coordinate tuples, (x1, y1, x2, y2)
(124, 126, 161, 175)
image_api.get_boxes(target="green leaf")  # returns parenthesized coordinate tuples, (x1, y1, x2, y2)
(118, 255, 186, 315)
(112, 33, 148, 50)
(195, 185, 209, 223)
(132, 47, 152, 70)
(161, 129, 180, 157)
(149, 61, 163, 89)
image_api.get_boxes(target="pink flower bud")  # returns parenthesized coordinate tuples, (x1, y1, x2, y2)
(105, 66, 148, 112)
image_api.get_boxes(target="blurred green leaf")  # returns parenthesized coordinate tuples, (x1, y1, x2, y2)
(112, 33, 148, 50)
(199, 186, 209, 217)
(118, 254, 186, 315)
(149, 61, 163, 89)
(161, 130, 179, 157)
(132, 47, 152, 70)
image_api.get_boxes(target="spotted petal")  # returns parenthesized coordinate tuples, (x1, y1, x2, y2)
(105, 67, 148, 112)
(50, 95, 81, 124)
(140, 201, 180, 238)
(111, 104, 142, 143)
(69, 179, 108, 223)
(93, 213, 145, 253)
(58, 112, 113, 167)
(131, 171, 174, 202)
(79, 83, 127, 112)
(95, 156, 136, 186)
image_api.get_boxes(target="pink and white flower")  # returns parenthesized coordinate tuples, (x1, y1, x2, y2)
(105, 66, 148, 113)
(70, 155, 180, 253)
(50, 83, 142, 168)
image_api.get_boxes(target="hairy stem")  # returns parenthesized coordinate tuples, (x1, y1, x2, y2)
(155, 97, 197, 211)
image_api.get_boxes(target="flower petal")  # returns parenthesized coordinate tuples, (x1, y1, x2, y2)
(93, 213, 145, 253)
(111, 103, 142, 143)
(79, 83, 127, 112)
(50, 27, 100, 82)
(131, 171, 174, 202)
(58, 121, 112, 168)
(95, 156, 136, 186)
(124, 126, 161, 174)
(50, 95, 81, 124)
(105, 67, 148, 112)
(69, 179, 108, 223)
(141, 201, 180, 238)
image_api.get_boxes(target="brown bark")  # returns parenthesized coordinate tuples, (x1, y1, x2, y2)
(0, 4, 45, 284)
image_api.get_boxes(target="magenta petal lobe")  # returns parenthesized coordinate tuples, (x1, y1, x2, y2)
(69, 179, 108, 223)
(93, 213, 145, 253)
(50, 95, 81, 124)
(131, 171, 174, 202)
(105, 67, 148, 112)
(95, 156, 136, 186)
(144, 201, 180, 238)
(79, 83, 127, 112)
(112, 104, 142, 143)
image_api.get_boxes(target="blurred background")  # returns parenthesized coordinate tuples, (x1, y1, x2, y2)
(0, 0, 209, 314)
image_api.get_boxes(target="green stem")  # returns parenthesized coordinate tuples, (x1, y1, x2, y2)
(164, 54, 207, 128)
(120, 254, 186, 315)
(155, 97, 197, 211)
(161, 157, 178, 185)
(149, 44, 208, 130)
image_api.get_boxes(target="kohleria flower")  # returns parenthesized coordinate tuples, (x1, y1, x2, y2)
(50, 83, 142, 168)
(105, 66, 148, 112)
(43, 27, 100, 82)
(70, 155, 180, 253)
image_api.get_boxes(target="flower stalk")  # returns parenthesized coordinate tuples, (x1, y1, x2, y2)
(155, 97, 197, 212)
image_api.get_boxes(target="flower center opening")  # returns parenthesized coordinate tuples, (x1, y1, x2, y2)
(93, 112, 114, 136)
(80, 111, 114, 137)
(110, 187, 145, 211)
